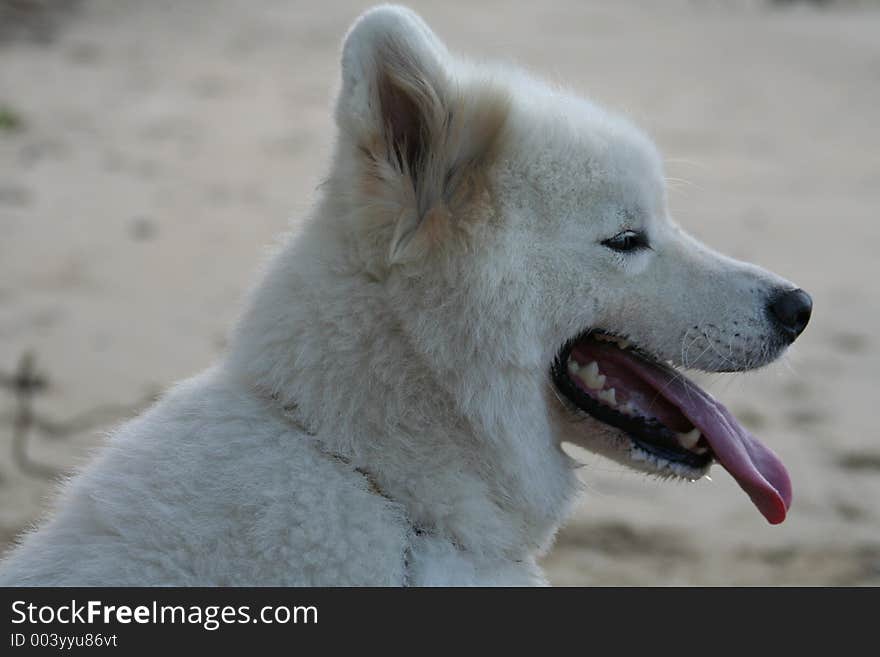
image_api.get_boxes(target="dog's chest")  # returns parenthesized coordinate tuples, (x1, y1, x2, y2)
(405, 533, 547, 586)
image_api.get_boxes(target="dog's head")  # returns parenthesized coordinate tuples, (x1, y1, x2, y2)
(329, 6, 811, 524)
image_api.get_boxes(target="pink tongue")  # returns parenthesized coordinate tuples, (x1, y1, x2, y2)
(626, 358, 792, 524)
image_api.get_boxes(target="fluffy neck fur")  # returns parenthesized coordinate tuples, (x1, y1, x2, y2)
(226, 177, 578, 558)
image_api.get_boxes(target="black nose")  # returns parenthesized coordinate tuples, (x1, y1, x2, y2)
(768, 288, 812, 342)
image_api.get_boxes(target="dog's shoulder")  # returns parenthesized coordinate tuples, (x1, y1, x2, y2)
(0, 368, 411, 586)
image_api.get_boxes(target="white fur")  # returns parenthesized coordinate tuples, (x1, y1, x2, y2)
(0, 6, 797, 586)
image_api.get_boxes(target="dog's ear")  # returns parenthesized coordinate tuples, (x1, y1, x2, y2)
(336, 6, 447, 170)
(336, 6, 508, 264)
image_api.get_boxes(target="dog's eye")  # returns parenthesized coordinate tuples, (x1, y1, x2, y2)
(601, 230, 649, 253)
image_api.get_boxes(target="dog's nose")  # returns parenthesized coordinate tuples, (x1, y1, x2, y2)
(768, 288, 813, 342)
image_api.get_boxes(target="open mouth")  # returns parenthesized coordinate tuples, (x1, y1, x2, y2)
(551, 330, 793, 524)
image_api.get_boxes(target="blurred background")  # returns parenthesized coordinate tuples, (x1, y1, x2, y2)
(1, 0, 878, 585)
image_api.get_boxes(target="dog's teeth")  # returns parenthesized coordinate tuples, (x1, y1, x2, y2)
(676, 428, 701, 450)
(620, 401, 637, 416)
(598, 388, 617, 406)
(618, 339, 630, 350)
(577, 361, 604, 390)
(567, 359, 580, 374)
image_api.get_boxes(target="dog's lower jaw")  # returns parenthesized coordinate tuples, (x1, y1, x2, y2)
(559, 415, 711, 481)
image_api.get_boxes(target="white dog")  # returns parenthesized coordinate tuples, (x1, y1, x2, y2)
(0, 5, 811, 586)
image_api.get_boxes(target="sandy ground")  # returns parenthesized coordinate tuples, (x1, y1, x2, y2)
(1, 0, 878, 586)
